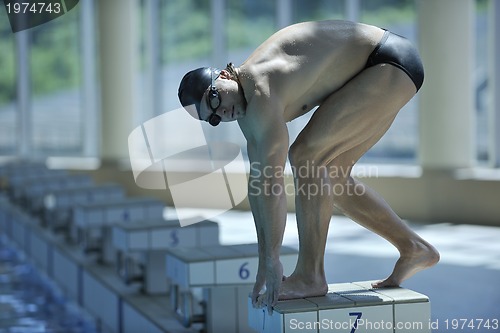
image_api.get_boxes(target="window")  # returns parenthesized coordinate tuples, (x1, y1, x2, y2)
(227, 0, 276, 58)
(29, 6, 83, 156)
(156, 0, 213, 156)
(160, 0, 212, 113)
(291, 0, 344, 22)
(0, 8, 17, 155)
(3, 0, 489, 167)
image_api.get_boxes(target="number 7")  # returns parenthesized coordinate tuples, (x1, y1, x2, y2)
(349, 312, 363, 333)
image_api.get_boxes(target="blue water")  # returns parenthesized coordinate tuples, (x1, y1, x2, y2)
(0, 238, 97, 333)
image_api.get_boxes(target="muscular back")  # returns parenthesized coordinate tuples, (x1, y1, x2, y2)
(239, 20, 385, 122)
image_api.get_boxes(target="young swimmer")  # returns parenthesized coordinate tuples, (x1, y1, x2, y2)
(178, 20, 439, 315)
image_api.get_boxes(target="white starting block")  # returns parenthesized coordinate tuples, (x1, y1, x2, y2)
(248, 281, 430, 333)
(72, 197, 165, 263)
(166, 244, 298, 333)
(43, 183, 125, 233)
(7, 169, 67, 203)
(21, 173, 94, 214)
(0, 161, 47, 191)
(111, 217, 219, 294)
(0, 160, 46, 175)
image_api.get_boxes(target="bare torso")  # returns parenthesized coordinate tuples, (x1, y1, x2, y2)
(237, 21, 439, 311)
(239, 20, 385, 122)
(233, 21, 439, 311)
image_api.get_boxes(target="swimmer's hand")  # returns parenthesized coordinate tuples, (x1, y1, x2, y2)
(253, 259, 284, 315)
(251, 264, 266, 308)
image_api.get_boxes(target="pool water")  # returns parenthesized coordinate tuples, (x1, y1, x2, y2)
(0, 238, 97, 333)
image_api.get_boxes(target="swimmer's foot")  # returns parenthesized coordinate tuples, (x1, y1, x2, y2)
(255, 273, 327, 308)
(372, 240, 440, 288)
(280, 273, 328, 300)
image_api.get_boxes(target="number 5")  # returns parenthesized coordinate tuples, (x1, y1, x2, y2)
(170, 230, 179, 246)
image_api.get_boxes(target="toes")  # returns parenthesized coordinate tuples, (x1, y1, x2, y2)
(267, 303, 273, 315)
(371, 280, 391, 288)
(372, 279, 399, 289)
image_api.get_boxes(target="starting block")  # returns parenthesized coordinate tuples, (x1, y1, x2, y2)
(0, 161, 46, 192)
(8, 170, 67, 204)
(18, 173, 93, 213)
(166, 244, 298, 333)
(43, 183, 125, 233)
(248, 281, 430, 333)
(72, 197, 165, 263)
(111, 217, 219, 294)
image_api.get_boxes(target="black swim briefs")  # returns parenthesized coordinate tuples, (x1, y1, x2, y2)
(365, 30, 424, 92)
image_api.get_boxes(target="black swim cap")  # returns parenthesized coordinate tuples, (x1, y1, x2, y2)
(178, 67, 221, 120)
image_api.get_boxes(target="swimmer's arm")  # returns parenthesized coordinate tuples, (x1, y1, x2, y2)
(247, 143, 267, 306)
(238, 98, 288, 312)
(246, 117, 289, 264)
(247, 144, 266, 261)
(241, 108, 289, 311)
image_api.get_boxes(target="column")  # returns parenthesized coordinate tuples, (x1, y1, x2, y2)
(145, 0, 161, 119)
(98, 0, 138, 161)
(16, 30, 30, 158)
(417, 0, 475, 169)
(489, 0, 500, 167)
(276, 0, 292, 29)
(80, 0, 98, 157)
(212, 0, 226, 67)
(345, 0, 360, 22)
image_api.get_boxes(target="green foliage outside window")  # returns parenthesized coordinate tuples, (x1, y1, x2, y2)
(30, 8, 80, 97)
(0, 9, 15, 106)
(161, 0, 212, 64)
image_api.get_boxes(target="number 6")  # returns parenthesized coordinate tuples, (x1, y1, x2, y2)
(239, 262, 250, 279)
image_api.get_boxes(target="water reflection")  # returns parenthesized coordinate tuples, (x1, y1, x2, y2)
(0, 242, 97, 333)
